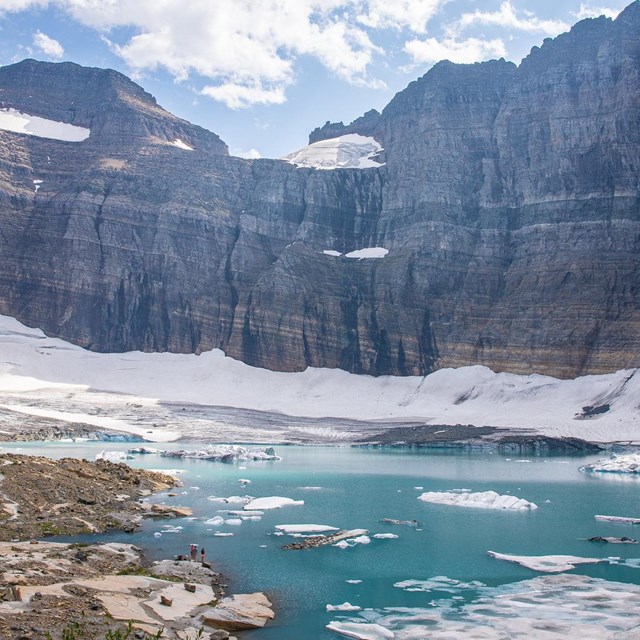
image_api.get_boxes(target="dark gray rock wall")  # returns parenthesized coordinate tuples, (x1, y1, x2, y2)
(0, 4, 639, 378)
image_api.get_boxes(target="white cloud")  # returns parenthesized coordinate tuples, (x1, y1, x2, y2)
(575, 4, 620, 20)
(405, 36, 506, 65)
(0, 0, 47, 11)
(450, 1, 570, 37)
(356, 0, 450, 34)
(232, 148, 262, 159)
(201, 83, 286, 110)
(22, 0, 390, 107)
(32, 30, 64, 59)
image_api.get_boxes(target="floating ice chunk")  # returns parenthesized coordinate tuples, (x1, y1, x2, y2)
(153, 532, 162, 538)
(0, 108, 90, 141)
(346, 580, 363, 584)
(275, 524, 339, 534)
(162, 444, 279, 462)
(394, 576, 484, 593)
(94, 450, 131, 462)
(283, 134, 384, 170)
(373, 533, 398, 539)
(326, 621, 394, 640)
(419, 490, 537, 510)
(172, 139, 193, 150)
(298, 486, 324, 490)
(205, 516, 225, 526)
(209, 495, 252, 505)
(225, 510, 264, 517)
(414, 486, 423, 490)
(581, 453, 640, 474)
(344, 248, 388, 259)
(213, 532, 234, 537)
(334, 540, 350, 549)
(595, 514, 640, 524)
(487, 551, 605, 572)
(244, 496, 304, 510)
(351, 535, 371, 545)
(128, 447, 162, 454)
(225, 518, 243, 526)
(326, 602, 362, 612)
(238, 478, 252, 484)
(323, 250, 342, 257)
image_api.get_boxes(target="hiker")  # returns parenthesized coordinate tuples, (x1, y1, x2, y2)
(190, 544, 197, 561)
(201, 547, 206, 563)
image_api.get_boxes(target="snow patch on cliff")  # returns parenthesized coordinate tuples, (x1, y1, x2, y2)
(0, 108, 90, 142)
(283, 134, 384, 169)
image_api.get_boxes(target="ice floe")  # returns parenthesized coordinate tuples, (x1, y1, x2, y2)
(128, 447, 162, 454)
(204, 517, 225, 526)
(487, 551, 605, 572)
(373, 533, 398, 539)
(213, 532, 234, 537)
(326, 602, 362, 612)
(346, 580, 363, 584)
(244, 496, 304, 510)
(275, 524, 339, 534)
(162, 445, 279, 462)
(595, 514, 640, 525)
(394, 576, 484, 593)
(331, 574, 640, 639)
(0, 108, 90, 142)
(94, 450, 132, 462)
(418, 490, 537, 511)
(283, 134, 384, 170)
(326, 621, 394, 640)
(580, 453, 640, 474)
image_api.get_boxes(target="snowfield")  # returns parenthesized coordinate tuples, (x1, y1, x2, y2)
(0, 108, 90, 141)
(0, 314, 639, 442)
(282, 134, 384, 169)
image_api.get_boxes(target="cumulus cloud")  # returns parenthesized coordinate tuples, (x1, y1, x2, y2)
(575, 4, 620, 20)
(201, 83, 286, 110)
(32, 30, 64, 59)
(232, 148, 262, 159)
(405, 36, 506, 65)
(449, 1, 570, 37)
(356, 0, 450, 34)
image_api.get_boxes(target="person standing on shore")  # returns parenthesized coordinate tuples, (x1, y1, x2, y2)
(190, 544, 197, 561)
(200, 547, 206, 564)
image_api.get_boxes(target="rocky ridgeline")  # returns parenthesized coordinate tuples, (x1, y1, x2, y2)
(0, 4, 638, 378)
(0, 454, 185, 540)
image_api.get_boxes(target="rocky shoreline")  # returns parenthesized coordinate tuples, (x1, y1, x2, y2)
(0, 454, 275, 639)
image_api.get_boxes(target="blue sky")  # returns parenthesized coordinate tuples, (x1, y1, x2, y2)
(0, 1, 631, 158)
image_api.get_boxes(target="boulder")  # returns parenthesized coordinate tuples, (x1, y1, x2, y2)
(202, 592, 274, 630)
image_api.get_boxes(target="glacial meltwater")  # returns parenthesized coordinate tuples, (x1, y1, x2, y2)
(4, 441, 640, 639)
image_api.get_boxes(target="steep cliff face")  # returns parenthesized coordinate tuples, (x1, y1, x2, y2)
(0, 5, 639, 378)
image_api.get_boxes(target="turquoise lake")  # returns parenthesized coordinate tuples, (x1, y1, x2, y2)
(3, 441, 640, 639)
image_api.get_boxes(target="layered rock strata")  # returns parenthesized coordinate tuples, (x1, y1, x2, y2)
(0, 4, 638, 378)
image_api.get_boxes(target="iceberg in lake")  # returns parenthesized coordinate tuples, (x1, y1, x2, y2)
(580, 453, 640, 474)
(487, 551, 605, 572)
(162, 444, 280, 462)
(418, 490, 537, 510)
(244, 496, 304, 510)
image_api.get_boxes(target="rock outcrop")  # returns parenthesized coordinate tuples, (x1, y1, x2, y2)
(0, 4, 639, 378)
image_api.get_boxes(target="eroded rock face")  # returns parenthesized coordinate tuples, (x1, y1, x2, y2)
(0, 5, 639, 378)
